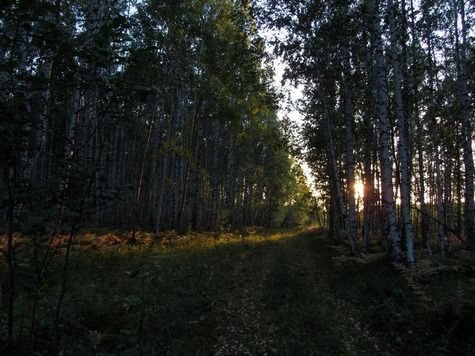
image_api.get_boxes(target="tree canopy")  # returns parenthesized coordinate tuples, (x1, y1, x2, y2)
(259, 0, 475, 260)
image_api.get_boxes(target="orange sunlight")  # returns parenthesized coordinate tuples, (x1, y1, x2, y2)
(355, 181, 364, 200)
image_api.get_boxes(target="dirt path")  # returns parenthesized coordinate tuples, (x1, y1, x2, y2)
(212, 242, 279, 355)
(210, 230, 383, 355)
(283, 231, 384, 355)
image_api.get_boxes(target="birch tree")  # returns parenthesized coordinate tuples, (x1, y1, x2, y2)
(371, 0, 402, 261)
(387, 0, 415, 264)
(453, 0, 475, 248)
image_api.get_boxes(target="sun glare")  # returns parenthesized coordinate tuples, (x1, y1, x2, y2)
(355, 181, 364, 199)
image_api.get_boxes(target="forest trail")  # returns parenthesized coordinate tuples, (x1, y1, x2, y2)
(212, 237, 275, 354)
(210, 229, 384, 355)
(6, 228, 473, 354)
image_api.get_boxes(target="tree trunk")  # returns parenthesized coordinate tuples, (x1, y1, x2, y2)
(388, 0, 415, 265)
(362, 111, 374, 253)
(5, 167, 15, 352)
(210, 119, 220, 229)
(444, 147, 454, 254)
(371, 0, 403, 262)
(225, 135, 236, 226)
(424, 0, 444, 255)
(341, 8, 359, 256)
(454, 0, 475, 247)
(317, 63, 353, 253)
(131, 93, 157, 243)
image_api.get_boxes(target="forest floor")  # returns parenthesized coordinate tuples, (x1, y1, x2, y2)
(3, 228, 475, 355)
(210, 228, 383, 355)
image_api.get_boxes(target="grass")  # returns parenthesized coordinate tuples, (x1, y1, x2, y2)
(327, 240, 475, 355)
(2, 228, 475, 355)
(263, 240, 347, 355)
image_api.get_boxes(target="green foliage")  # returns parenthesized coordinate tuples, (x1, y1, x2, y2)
(264, 251, 346, 354)
(330, 241, 475, 355)
(3, 228, 475, 354)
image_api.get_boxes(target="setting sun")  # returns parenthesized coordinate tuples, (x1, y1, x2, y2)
(355, 181, 364, 199)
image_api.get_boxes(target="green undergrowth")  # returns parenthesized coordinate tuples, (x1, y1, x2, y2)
(3, 228, 475, 355)
(264, 232, 347, 354)
(1, 228, 305, 355)
(328, 240, 475, 355)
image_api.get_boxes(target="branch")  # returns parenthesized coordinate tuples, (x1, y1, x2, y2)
(411, 206, 466, 245)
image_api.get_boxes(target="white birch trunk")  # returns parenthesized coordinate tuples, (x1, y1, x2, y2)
(340, 6, 359, 255)
(316, 62, 354, 254)
(372, 0, 403, 262)
(444, 148, 454, 253)
(434, 138, 445, 254)
(388, 0, 415, 265)
(362, 111, 374, 253)
(456, 0, 475, 247)
(60, 86, 82, 199)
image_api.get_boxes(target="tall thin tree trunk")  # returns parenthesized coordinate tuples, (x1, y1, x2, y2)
(361, 45, 377, 253)
(362, 111, 374, 253)
(6, 167, 15, 352)
(323, 90, 351, 251)
(455, 0, 475, 247)
(191, 107, 205, 230)
(132, 93, 157, 243)
(413, 0, 429, 255)
(371, 0, 403, 262)
(210, 119, 220, 229)
(424, 1, 445, 255)
(341, 9, 359, 255)
(444, 147, 454, 254)
(178, 97, 204, 232)
(155, 153, 169, 234)
(225, 136, 236, 226)
(434, 138, 445, 254)
(388, 0, 415, 265)
(416, 115, 431, 254)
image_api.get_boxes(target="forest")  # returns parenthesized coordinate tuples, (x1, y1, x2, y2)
(0, 0, 474, 354)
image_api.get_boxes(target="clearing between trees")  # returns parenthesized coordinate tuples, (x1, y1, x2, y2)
(2, 228, 474, 355)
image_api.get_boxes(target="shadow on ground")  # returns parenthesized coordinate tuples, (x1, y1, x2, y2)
(4, 228, 475, 355)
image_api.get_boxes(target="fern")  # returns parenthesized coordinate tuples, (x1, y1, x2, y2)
(393, 255, 475, 309)
(332, 252, 385, 266)
(393, 263, 432, 303)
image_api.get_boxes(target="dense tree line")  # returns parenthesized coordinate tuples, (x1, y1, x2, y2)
(3, 0, 473, 350)
(0, 0, 312, 235)
(0, 0, 316, 350)
(260, 0, 474, 262)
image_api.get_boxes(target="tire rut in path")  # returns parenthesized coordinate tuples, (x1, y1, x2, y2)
(211, 231, 384, 355)
(212, 243, 279, 355)
(282, 233, 380, 355)
(282, 232, 387, 355)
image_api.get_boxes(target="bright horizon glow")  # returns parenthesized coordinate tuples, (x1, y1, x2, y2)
(355, 181, 364, 200)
